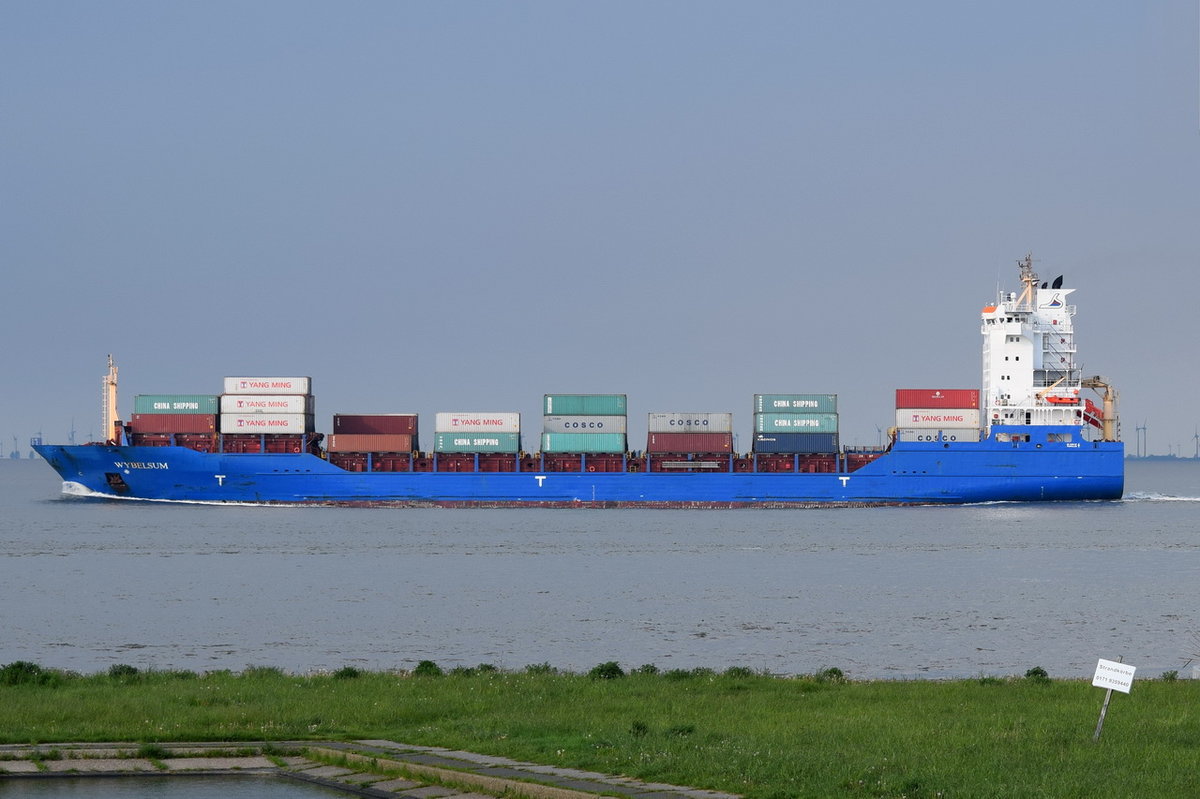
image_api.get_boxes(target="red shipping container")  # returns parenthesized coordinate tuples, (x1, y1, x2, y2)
(263, 434, 305, 453)
(371, 454, 413, 472)
(329, 452, 367, 472)
(333, 414, 418, 435)
(176, 433, 218, 453)
(129, 413, 217, 434)
(327, 434, 414, 453)
(221, 434, 263, 454)
(646, 432, 733, 453)
(130, 433, 172, 446)
(542, 453, 582, 472)
(895, 389, 979, 409)
(175, 433, 218, 443)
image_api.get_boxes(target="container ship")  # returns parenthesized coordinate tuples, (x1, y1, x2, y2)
(34, 257, 1124, 507)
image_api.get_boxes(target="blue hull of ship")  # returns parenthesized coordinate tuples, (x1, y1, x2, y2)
(34, 427, 1124, 506)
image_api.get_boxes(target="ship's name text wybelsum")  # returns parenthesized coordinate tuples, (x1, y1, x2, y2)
(113, 461, 170, 470)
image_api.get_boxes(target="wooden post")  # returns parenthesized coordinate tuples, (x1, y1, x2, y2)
(1093, 687, 1114, 741)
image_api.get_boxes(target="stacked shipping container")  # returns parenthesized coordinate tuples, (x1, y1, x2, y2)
(645, 412, 733, 453)
(128, 394, 220, 451)
(433, 412, 521, 453)
(129, 379, 986, 470)
(540, 395, 628, 454)
(328, 413, 417, 451)
(328, 414, 419, 471)
(751, 394, 839, 453)
(220, 377, 314, 453)
(894, 389, 981, 442)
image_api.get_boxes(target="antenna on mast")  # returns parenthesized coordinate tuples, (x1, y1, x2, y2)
(1015, 253, 1039, 310)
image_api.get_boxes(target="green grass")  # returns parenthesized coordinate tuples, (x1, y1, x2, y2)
(1, 663, 1198, 798)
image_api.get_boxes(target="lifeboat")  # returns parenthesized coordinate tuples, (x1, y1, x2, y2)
(1082, 398, 1105, 429)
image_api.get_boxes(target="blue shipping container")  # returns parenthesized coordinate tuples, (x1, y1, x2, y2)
(542, 394, 627, 416)
(434, 432, 522, 453)
(133, 394, 220, 414)
(753, 413, 839, 434)
(540, 432, 627, 453)
(752, 433, 840, 454)
(753, 394, 838, 414)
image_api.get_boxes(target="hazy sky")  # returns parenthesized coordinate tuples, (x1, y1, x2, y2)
(3, 1, 1198, 455)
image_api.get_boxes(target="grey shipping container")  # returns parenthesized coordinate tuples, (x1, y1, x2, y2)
(220, 413, 313, 435)
(542, 415, 628, 434)
(222, 377, 312, 395)
(434, 412, 520, 434)
(646, 412, 733, 433)
(896, 428, 981, 443)
(894, 409, 981, 429)
(220, 394, 313, 414)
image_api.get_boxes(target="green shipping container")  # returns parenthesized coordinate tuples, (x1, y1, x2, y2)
(753, 394, 838, 414)
(540, 432, 627, 453)
(753, 413, 839, 434)
(542, 394, 627, 416)
(433, 432, 522, 453)
(133, 394, 220, 414)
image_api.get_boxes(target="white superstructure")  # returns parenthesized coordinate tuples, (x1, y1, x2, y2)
(981, 255, 1113, 437)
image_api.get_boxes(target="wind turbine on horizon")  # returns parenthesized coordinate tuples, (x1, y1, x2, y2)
(1134, 421, 1148, 458)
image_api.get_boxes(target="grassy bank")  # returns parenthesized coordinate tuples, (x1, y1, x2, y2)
(2, 661, 1197, 798)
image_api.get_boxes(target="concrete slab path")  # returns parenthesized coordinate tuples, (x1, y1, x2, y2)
(0, 740, 741, 799)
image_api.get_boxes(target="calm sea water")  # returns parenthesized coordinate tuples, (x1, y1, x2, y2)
(2, 458, 1197, 680)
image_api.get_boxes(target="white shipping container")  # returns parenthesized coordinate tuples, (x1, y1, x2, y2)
(222, 376, 312, 395)
(896, 428, 982, 443)
(434, 412, 521, 434)
(895, 409, 982, 429)
(542, 415, 628, 434)
(220, 413, 312, 434)
(647, 412, 733, 433)
(220, 394, 313, 414)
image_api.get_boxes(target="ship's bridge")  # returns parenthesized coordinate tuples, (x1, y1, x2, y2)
(980, 256, 1102, 436)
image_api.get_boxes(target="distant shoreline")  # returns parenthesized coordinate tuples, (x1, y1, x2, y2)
(1124, 455, 1199, 461)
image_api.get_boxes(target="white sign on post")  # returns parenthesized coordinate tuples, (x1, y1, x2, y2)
(1092, 658, 1136, 694)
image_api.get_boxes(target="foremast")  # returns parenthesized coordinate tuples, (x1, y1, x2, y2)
(102, 354, 120, 444)
(980, 254, 1118, 440)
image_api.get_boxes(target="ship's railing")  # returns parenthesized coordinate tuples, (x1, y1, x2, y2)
(1029, 370, 1082, 387)
(320, 448, 870, 475)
